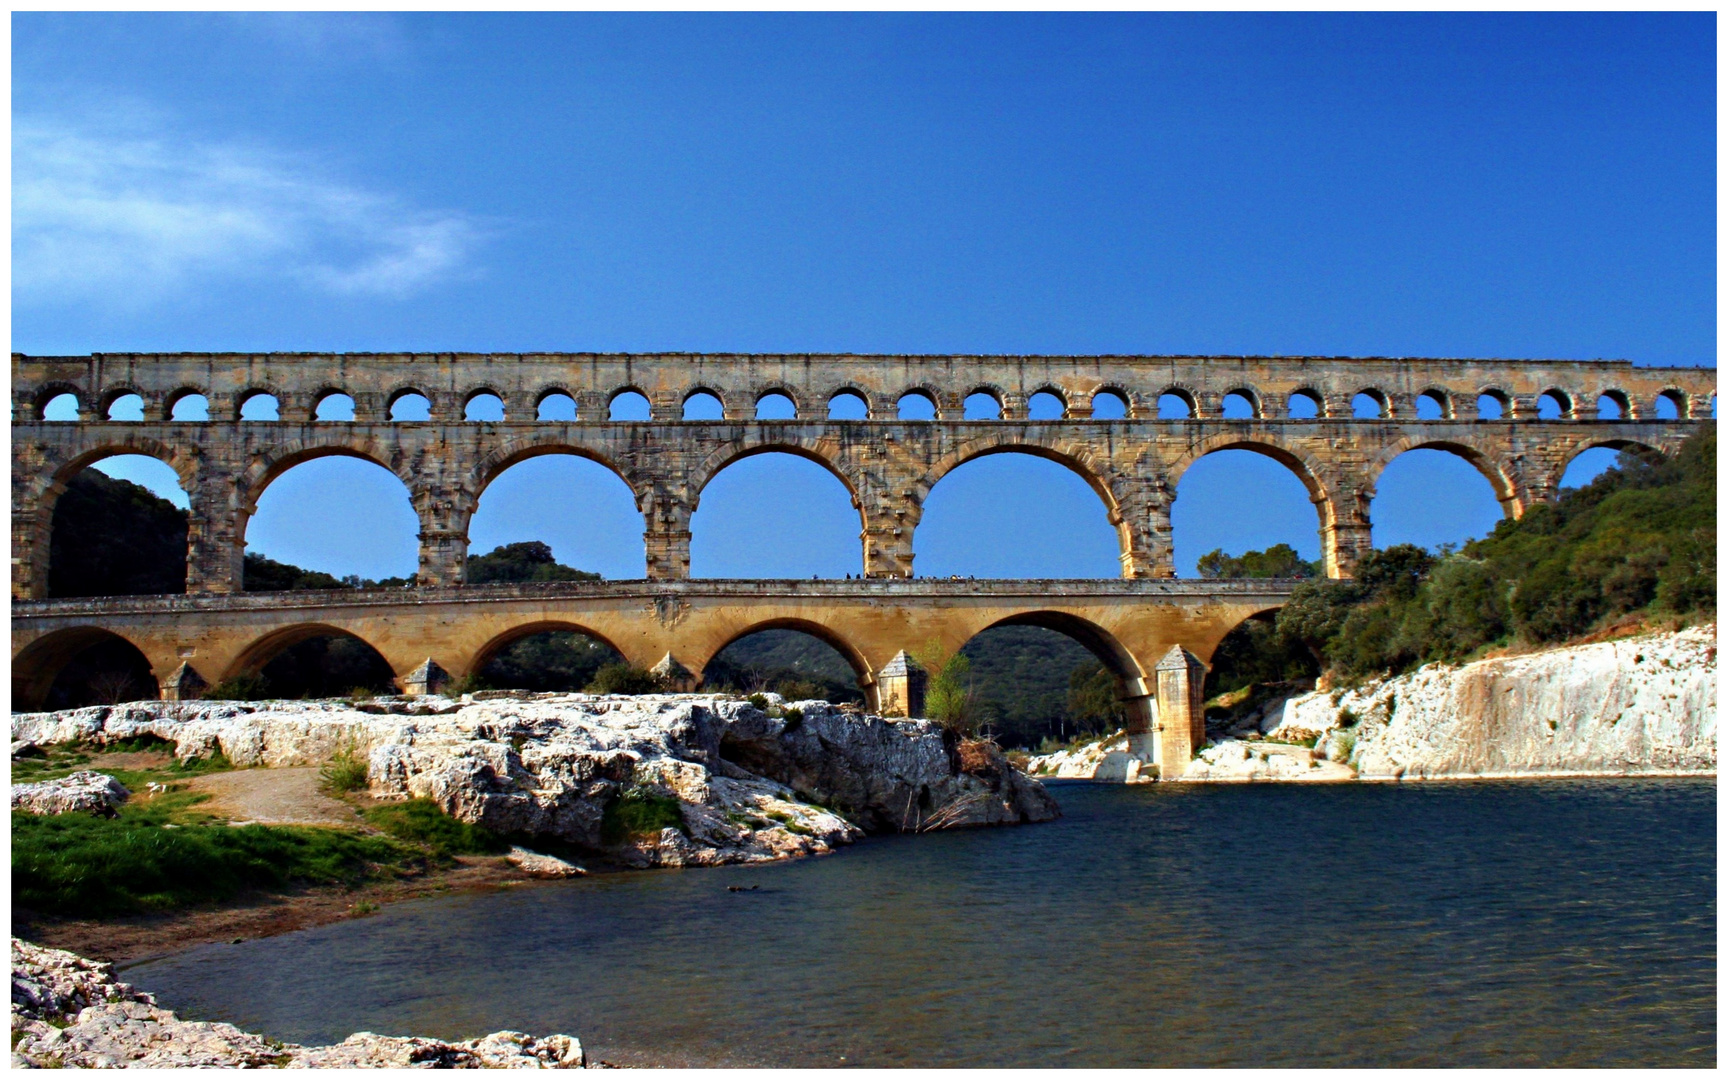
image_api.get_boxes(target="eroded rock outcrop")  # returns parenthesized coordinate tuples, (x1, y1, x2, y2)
(11, 771, 130, 817)
(10, 938, 584, 1069)
(11, 694, 1058, 866)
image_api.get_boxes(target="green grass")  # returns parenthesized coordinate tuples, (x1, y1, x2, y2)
(600, 786, 686, 844)
(12, 806, 421, 918)
(362, 799, 507, 857)
(10, 743, 234, 789)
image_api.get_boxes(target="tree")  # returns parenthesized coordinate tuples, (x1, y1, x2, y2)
(467, 541, 600, 584)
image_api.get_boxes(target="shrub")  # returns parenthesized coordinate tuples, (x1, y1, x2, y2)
(362, 799, 506, 857)
(204, 674, 272, 701)
(319, 741, 369, 794)
(746, 693, 771, 711)
(585, 664, 665, 695)
(600, 785, 686, 844)
(915, 646, 979, 737)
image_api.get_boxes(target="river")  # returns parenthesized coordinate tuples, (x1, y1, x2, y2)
(124, 778, 1715, 1067)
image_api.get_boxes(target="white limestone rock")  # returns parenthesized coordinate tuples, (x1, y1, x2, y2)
(11, 771, 130, 817)
(10, 938, 584, 1069)
(507, 846, 585, 878)
(1180, 740, 1355, 782)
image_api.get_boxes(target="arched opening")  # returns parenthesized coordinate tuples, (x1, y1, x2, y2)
(1655, 390, 1686, 420)
(957, 613, 1146, 749)
(896, 391, 937, 420)
(1157, 392, 1193, 419)
(1287, 390, 1322, 419)
(1200, 611, 1320, 738)
(828, 391, 869, 420)
(315, 393, 356, 421)
(21, 629, 161, 712)
(49, 454, 189, 597)
(1091, 390, 1129, 420)
(1221, 391, 1258, 419)
(1352, 390, 1387, 419)
(465, 392, 506, 422)
(471, 624, 626, 693)
(41, 392, 81, 421)
(1477, 391, 1509, 420)
(917, 453, 1119, 578)
(1596, 391, 1628, 420)
(536, 392, 577, 421)
(1415, 390, 1450, 420)
(105, 394, 144, 421)
(756, 392, 797, 420)
(682, 391, 724, 421)
(170, 394, 209, 421)
(1537, 390, 1571, 420)
(470, 453, 645, 580)
(1173, 448, 1321, 578)
(692, 452, 860, 577)
(1560, 446, 1625, 489)
(388, 391, 431, 421)
(221, 626, 397, 699)
(963, 391, 1002, 420)
(609, 390, 651, 421)
(1027, 391, 1066, 420)
(702, 625, 866, 704)
(245, 456, 419, 588)
(1372, 447, 1506, 550)
(241, 392, 281, 421)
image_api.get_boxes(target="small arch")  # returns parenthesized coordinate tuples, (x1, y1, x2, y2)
(1221, 389, 1259, 419)
(1415, 389, 1451, 420)
(682, 389, 725, 421)
(36, 386, 85, 421)
(1157, 391, 1194, 420)
(314, 392, 356, 422)
(608, 388, 651, 421)
(1476, 389, 1510, 420)
(105, 393, 145, 422)
(469, 621, 630, 685)
(389, 391, 432, 421)
(1027, 388, 1067, 420)
(1655, 389, 1688, 420)
(897, 390, 938, 421)
(700, 623, 870, 704)
(1286, 389, 1323, 419)
(1537, 389, 1572, 421)
(12, 627, 160, 712)
(1352, 390, 1388, 419)
(756, 391, 798, 420)
(963, 389, 1003, 420)
(535, 392, 577, 421)
(828, 390, 870, 420)
(1090, 389, 1130, 420)
(465, 391, 506, 422)
(167, 390, 209, 422)
(1596, 390, 1629, 421)
(223, 624, 398, 697)
(240, 391, 282, 421)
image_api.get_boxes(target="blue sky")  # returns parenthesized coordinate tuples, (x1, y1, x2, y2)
(18, 13, 1715, 581)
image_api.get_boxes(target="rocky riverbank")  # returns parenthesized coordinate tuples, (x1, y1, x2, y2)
(14, 693, 1058, 866)
(1030, 625, 1716, 782)
(10, 937, 586, 1068)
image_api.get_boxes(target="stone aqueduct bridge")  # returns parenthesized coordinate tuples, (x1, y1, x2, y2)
(11, 352, 1714, 773)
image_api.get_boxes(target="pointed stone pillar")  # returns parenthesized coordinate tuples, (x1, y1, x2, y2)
(1153, 645, 1207, 779)
(877, 651, 927, 718)
(161, 663, 208, 701)
(650, 653, 697, 692)
(402, 659, 450, 697)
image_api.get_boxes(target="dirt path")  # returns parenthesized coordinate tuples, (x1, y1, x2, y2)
(186, 767, 361, 826)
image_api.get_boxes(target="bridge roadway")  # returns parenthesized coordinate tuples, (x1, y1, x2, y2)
(12, 577, 1295, 766)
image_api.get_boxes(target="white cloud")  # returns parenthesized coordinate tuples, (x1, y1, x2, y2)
(13, 114, 483, 306)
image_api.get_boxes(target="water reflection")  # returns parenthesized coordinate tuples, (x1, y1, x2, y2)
(128, 779, 1715, 1067)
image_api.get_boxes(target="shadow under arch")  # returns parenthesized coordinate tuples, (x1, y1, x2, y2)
(963, 610, 1154, 734)
(1366, 437, 1526, 518)
(12, 626, 160, 712)
(467, 619, 631, 679)
(223, 623, 391, 682)
(696, 617, 876, 705)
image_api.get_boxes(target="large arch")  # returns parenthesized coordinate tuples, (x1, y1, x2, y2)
(240, 444, 420, 586)
(695, 617, 875, 704)
(1365, 437, 1525, 519)
(690, 447, 866, 577)
(223, 623, 391, 683)
(467, 619, 631, 681)
(916, 450, 1124, 578)
(468, 442, 648, 580)
(1548, 437, 1666, 494)
(12, 626, 160, 712)
(1164, 435, 1339, 575)
(957, 611, 1153, 738)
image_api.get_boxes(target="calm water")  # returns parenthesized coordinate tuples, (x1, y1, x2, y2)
(126, 780, 1716, 1067)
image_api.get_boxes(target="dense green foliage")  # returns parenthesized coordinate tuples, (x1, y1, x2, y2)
(362, 799, 508, 857)
(1196, 542, 1321, 579)
(1245, 431, 1716, 684)
(600, 786, 687, 843)
(477, 631, 623, 692)
(585, 663, 666, 694)
(919, 650, 979, 736)
(12, 808, 418, 917)
(703, 629, 865, 703)
(49, 471, 188, 597)
(466, 541, 601, 584)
